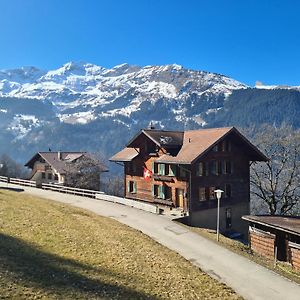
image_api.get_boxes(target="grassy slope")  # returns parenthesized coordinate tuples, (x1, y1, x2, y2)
(0, 189, 240, 300)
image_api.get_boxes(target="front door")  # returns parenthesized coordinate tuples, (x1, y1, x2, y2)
(176, 188, 185, 208)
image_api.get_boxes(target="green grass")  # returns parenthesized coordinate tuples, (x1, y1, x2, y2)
(177, 223, 300, 285)
(0, 189, 241, 299)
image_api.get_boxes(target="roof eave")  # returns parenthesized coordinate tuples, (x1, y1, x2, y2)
(242, 215, 300, 237)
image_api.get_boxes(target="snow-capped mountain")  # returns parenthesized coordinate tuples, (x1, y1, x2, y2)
(0, 62, 246, 127)
(1, 62, 299, 165)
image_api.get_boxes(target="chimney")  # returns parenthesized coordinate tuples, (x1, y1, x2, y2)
(149, 122, 155, 130)
(58, 151, 62, 160)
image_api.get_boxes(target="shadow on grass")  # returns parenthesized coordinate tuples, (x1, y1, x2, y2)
(0, 187, 24, 192)
(0, 233, 155, 299)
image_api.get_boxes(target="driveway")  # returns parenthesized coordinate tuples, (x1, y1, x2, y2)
(2, 182, 300, 300)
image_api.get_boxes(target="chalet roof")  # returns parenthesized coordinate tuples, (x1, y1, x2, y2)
(25, 151, 86, 174)
(157, 127, 234, 164)
(111, 127, 268, 164)
(242, 215, 300, 237)
(110, 148, 140, 162)
(127, 129, 184, 148)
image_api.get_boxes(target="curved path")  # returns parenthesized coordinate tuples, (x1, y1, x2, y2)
(2, 182, 300, 300)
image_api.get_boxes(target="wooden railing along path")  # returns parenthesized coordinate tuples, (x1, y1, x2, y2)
(0, 176, 159, 214)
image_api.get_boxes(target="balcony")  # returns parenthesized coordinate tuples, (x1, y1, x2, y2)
(152, 174, 174, 182)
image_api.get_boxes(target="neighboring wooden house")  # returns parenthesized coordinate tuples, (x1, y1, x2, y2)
(25, 151, 107, 190)
(110, 127, 267, 236)
(242, 215, 300, 270)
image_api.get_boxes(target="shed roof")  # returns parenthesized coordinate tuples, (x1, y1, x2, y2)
(242, 215, 300, 237)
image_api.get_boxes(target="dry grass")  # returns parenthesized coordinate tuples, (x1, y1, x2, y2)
(0, 189, 241, 300)
(177, 222, 300, 285)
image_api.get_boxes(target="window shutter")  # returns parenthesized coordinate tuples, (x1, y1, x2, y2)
(127, 182, 130, 193)
(151, 184, 155, 197)
(152, 162, 155, 173)
(170, 165, 176, 176)
(160, 164, 165, 175)
(133, 182, 137, 193)
(161, 186, 166, 199)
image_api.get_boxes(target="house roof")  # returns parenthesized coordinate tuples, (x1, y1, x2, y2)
(127, 129, 184, 148)
(111, 127, 268, 164)
(242, 215, 300, 237)
(25, 151, 93, 174)
(110, 148, 140, 162)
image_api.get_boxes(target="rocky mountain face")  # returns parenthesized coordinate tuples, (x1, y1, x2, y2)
(0, 62, 299, 168)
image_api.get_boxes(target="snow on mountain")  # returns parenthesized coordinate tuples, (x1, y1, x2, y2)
(0, 62, 248, 140)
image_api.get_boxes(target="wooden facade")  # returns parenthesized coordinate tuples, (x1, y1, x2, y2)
(111, 127, 267, 236)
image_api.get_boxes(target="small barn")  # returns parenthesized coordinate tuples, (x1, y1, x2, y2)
(242, 215, 300, 270)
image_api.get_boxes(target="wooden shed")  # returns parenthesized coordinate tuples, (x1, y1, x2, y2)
(242, 215, 300, 270)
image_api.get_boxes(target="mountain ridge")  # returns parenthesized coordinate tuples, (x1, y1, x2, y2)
(0, 62, 299, 166)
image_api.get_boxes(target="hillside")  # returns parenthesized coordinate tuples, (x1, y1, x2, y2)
(0, 189, 239, 299)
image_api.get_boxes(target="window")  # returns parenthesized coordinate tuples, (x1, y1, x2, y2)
(218, 161, 223, 175)
(222, 140, 232, 152)
(41, 172, 45, 179)
(165, 164, 171, 176)
(225, 208, 232, 229)
(196, 162, 204, 176)
(153, 163, 159, 174)
(199, 187, 207, 201)
(165, 186, 172, 200)
(48, 173, 52, 180)
(127, 181, 137, 193)
(54, 174, 58, 180)
(209, 186, 216, 200)
(159, 163, 165, 175)
(152, 185, 171, 200)
(225, 184, 231, 198)
(156, 164, 176, 176)
(153, 184, 160, 197)
(179, 166, 187, 178)
(224, 161, 233, 174)
(213, 143, 223, 152)
(210, 161, 218, 175)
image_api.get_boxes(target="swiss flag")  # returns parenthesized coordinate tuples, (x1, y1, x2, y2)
(143, 167, 152, 181)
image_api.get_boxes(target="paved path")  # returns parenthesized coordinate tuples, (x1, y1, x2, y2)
(2, 182, 300, 300)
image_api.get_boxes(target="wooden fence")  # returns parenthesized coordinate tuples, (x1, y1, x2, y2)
(0, 176, 159, 214)
(0, 176, 36, 187)
(41, 183, 104, 198)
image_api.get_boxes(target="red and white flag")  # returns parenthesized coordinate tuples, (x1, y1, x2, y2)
(143, 167, 152, 181)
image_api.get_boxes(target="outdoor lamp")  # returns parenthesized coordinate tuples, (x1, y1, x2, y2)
(214, 189, 224, 242)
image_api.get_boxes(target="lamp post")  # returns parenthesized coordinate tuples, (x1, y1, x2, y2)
(214, 189, 224, 242)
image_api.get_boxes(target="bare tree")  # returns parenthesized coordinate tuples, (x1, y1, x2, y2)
(64, 153, 107, 191)
(249, 124, 300, 215)
(104, 176, 124, 197)
(0, 154, 29, 179)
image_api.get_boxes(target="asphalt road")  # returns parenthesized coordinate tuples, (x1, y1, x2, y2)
(2, 182, 300, 300)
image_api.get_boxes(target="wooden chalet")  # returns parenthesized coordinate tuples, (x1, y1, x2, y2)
(110, 127, 268, 236)
(25, 151, 107, 189)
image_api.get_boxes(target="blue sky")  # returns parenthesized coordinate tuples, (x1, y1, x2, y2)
(0, 0, 299, 86)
